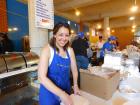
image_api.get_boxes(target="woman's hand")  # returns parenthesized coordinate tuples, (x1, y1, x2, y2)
(60, 91, 73, 105)
(73, 85, 81, 95)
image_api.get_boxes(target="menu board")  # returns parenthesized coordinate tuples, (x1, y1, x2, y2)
(35, 0, 54, 29)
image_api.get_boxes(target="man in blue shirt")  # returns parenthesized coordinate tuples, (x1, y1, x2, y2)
(100, 36, 116, 63)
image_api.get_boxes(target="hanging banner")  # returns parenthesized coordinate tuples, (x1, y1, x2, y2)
(35, 0, 54, 29)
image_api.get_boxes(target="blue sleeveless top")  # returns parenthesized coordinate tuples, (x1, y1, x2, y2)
(39, 48, 71, 105)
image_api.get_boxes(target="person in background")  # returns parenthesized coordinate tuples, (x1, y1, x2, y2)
(87, 46, 93, 63)
(2, 33, 14, 52)
(83, 34, 93, 62)
(115, 37, 119, 50)
(69, 33, 78, 45)
(96, 36, 104, 59)
(0, 32, 14, 54)
(38, 22, 80, 105)
(0, 34, 4, 54)
(71, 32, 89, 87)
(100, 36, 116, 63)
(112, 36, 120, 51)
(84, 34, 90, 47)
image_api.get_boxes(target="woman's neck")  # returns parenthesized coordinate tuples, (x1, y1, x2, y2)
(56, 43, 64, 51)
(55, 43, 67, 57)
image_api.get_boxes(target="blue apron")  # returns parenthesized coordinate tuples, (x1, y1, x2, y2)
(39, 48, 71, 105)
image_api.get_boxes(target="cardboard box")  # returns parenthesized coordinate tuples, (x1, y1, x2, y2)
(80, 69, 120, 100)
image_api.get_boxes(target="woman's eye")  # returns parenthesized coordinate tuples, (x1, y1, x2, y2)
(65, 34, 70, 37)
(58, 34, 69, 37)
(58, 34, 63, 36)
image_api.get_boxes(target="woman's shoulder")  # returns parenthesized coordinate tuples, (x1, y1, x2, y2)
(42, 44, 49, 51)
(67, 46, 74, 55)
(67, 46, 72, 52)
(41, 44, 53, 55)
(42, 44, 53, 50)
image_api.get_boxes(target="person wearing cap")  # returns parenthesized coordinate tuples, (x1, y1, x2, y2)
(112, 36, 120, 51)
(99, 36, 117, 63)
(71, 32, 89, 87)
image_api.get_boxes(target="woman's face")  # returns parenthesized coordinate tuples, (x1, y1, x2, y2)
(54, 26, 70, 48)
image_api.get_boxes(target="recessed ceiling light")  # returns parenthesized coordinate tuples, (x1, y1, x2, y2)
(130, 5, 138, 12)
(111, 30, 115, 33)
(131, 29, 135, 32)
(75, 10, 80, 16)
(96, 24, 102, 29)
(132, 25, 136, 29)
(129, 16, 135, 20)
(107, 27, 110, 30)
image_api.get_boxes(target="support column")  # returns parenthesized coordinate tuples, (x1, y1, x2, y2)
(28, 0, 48, 56)
(79, 21, 84, 32)
(104, 17, 110, 39)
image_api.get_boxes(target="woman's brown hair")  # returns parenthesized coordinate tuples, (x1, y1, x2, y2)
(49, 22, 71, 52)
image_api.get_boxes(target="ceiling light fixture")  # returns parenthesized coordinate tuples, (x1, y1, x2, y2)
(129, 16, 135, 20)
(75, 10, 80, 16)
(96, 24, 102, 29)
(131, 5, 138, 12)
(111, 30, 115, 33)
(107, 27, 110, 31)
(132, 25, 136, 29)
(130, 0, 138, 12)
(131, 29, 135, 32)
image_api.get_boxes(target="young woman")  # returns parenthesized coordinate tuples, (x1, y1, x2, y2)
(38, 22, 80, 105)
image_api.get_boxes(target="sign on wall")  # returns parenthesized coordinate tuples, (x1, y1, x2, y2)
(35, 0, 54, 29)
